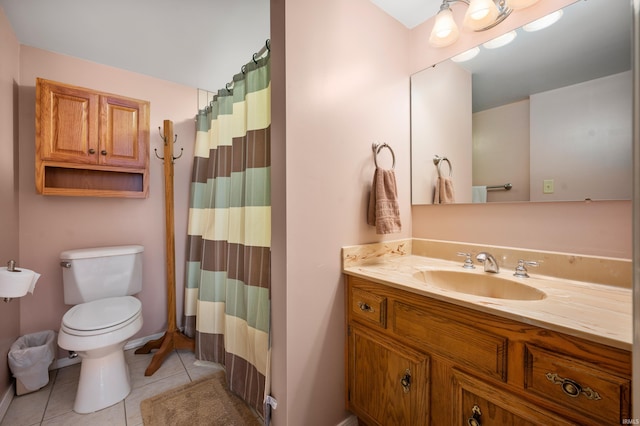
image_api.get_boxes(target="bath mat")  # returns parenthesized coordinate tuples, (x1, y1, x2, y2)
(140, 370, 261, 425)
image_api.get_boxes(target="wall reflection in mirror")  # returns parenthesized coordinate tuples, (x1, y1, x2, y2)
(411, 0, 632, 205)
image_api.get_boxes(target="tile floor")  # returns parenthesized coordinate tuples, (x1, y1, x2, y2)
(1, 348, 224, 426)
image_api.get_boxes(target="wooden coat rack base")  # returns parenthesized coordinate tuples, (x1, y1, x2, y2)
(135, 329, 194, 376)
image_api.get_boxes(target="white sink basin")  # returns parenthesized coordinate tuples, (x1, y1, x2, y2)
(412, 269, 546, 301)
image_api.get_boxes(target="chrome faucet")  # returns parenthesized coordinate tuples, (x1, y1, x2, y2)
(476, 252, 499, 273)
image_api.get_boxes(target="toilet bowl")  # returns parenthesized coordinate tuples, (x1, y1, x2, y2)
(57, 245, 144, 414)
(58, 296, 143, 413)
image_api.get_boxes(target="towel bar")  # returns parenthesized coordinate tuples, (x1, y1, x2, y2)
(487, 183, 512, 191)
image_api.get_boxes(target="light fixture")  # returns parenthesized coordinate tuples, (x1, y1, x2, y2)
(482, 30, 517, 49)
(428, 0, 540, 48)
(429, 4, 460, 48)
(522, 9, 563, 32)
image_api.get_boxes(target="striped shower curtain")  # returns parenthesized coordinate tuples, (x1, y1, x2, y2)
(184, 53, 271, 417)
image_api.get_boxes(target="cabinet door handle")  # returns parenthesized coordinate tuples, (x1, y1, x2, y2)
(88, 148, 96, 154)
(357, 301, 374, 313)
(101, 150, 108, 155)
(400, 369, 411, 393)
(467, 404, 482, 426)
(545, 372, 602, 400)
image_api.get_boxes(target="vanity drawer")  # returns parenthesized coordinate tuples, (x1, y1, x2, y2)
(393, 301, 507, 382)
(350, 287, 387, 328)
(524, 345, 631, 424)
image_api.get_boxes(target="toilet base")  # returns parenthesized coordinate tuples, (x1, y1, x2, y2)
(73, 346, 131, 414)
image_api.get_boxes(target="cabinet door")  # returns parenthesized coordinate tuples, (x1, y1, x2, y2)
(37, 79, 99, 163)
(99, 95, 149, 168)
(452, 369, 576, 426)
(348, 325, 429, 426)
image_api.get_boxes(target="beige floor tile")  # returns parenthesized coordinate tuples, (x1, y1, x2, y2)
(177, 349, 225, 381)
(125, 349, 186, 390)
(42, 364, 80, 420)
(124, 371, 191, 426)
(41, 401, 125, 426)
(0, 371, 56, 426)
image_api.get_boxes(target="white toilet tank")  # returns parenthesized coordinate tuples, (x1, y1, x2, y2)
(60, 245, 144, 304)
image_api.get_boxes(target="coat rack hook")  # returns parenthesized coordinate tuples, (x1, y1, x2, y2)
(154, 148, 164, 160)
(158, 126, 166, 142)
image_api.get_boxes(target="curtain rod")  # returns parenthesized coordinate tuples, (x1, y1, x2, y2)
(197, 39, 271, 111)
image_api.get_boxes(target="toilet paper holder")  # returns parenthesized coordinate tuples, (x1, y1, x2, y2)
(1, 260, 40, 302)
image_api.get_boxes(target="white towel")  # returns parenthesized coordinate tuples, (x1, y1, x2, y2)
(472, 186, 487, 203)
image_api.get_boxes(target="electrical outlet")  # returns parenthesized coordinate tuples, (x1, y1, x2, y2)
(543, 179, 554, 194)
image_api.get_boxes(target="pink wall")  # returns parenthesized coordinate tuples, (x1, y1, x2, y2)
(17, 47, 197, 347)
(271, 0, 411, 423)
(0, 5, 22, 399)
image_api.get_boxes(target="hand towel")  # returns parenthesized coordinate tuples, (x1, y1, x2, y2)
(433, 176, 455, 204)
(472, 185, 487, 203)
(367, 168, 401, 234)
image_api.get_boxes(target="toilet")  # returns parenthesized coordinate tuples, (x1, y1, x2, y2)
(57, 245, 144, 414)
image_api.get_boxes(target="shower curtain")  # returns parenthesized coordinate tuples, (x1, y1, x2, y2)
(183, 53, 271, 418)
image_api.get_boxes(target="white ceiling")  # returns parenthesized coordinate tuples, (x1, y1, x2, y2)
(0, 0, 270, 92)
(0, 0, 631, 111)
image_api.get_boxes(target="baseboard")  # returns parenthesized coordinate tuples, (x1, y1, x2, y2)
(337, 414, 358, 426)
(0, 383, 15, 422)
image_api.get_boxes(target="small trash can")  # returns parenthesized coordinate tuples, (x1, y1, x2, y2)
(8, 330, 57, 395)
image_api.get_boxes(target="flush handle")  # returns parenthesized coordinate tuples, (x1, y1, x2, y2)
(60, 261, 71, 268)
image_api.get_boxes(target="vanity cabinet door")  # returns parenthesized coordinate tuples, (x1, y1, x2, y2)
(452, 370, 576, 426)
(347, 325, 429, 426)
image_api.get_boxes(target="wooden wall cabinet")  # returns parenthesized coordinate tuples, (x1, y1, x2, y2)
(36, 78, 150, 197)
(345, 275, 631, 426)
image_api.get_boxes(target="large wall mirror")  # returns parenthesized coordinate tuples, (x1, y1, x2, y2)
(411, 0, 632, 205)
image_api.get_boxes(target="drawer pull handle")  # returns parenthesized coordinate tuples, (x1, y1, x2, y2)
(545, 373, 602, 400)
(357, 301, 374, 313)
(467, 404, 482, 426)
(88, 148, 96, 154)
(400, 369, 411, 393)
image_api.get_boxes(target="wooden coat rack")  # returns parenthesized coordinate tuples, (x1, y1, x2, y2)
(135, 119, 194, 376)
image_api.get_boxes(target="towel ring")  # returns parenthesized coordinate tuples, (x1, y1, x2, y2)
(372, 142, 396, 169)
(433, 155, 452, 177)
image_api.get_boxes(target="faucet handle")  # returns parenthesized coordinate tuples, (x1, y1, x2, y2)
(456, 252, 475, 269)
(514, 259, 539, 278)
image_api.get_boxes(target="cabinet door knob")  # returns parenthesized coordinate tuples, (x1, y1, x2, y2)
(400, 369, 411, 393)
(101, 150, 108, 155)
(357, 301, 374, 313)
(467, 404, 482, 426)
(88, 148, 96, 154)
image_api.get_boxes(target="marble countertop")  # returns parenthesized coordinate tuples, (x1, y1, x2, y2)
(342, 241, 632, 351)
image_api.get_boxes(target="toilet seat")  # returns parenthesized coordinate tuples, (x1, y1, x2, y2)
(62, 296, 141, 336)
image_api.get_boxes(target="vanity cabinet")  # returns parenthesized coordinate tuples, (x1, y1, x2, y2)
(36, 78, 150, 197)
(344, 275, 631, 426)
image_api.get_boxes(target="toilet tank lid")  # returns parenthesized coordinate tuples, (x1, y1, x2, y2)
(60, 245, 144, 260)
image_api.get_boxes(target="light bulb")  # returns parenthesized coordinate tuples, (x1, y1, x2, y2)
(463, 0, 499, 31)
(429, 7, 460, 48)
